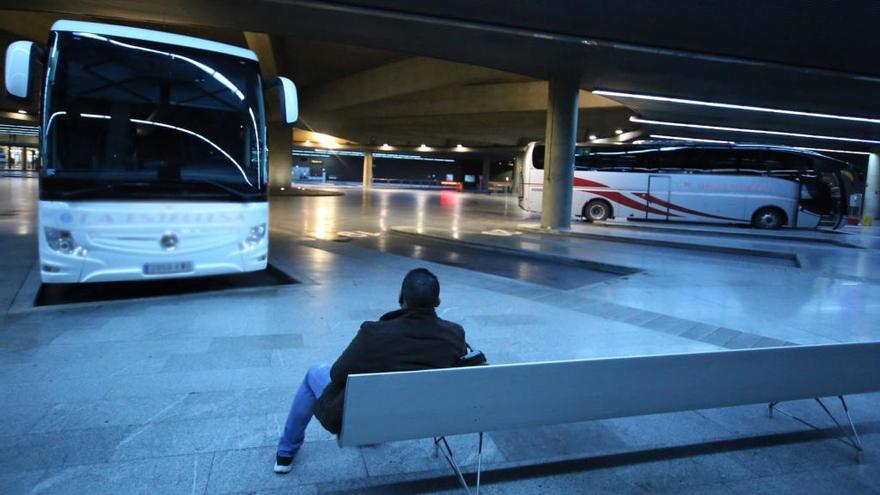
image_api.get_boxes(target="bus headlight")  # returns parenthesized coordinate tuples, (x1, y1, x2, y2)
(242, 223, 267, 249)
(44, 227, 78, 254)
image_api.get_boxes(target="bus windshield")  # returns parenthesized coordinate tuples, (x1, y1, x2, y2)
(41, 31, 267, 202)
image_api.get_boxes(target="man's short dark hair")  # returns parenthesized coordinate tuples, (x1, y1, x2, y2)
(399, 268, 440, 308)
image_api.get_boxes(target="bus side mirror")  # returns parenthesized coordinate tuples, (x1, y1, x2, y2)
(5, 41, 38, 101)
(276, 76, 298, 126)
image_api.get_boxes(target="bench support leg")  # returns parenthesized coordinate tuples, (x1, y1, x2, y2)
(767, 396, 864, 463)
(434, 436, 472, 495)
(432, 433, 486, 495)
(475, 432, 483, 495)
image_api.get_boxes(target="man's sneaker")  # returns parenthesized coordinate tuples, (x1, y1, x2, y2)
(273, 454, 293, 474)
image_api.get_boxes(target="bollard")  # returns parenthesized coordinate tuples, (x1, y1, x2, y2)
(863, 214, 873, 227)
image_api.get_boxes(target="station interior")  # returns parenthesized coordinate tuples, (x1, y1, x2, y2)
(1, 3, 880, 494)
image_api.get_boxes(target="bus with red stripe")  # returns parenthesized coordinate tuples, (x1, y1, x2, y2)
(519, 142, 859, 229)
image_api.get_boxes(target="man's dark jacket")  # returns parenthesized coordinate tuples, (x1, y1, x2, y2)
(314, 307, 466, 434)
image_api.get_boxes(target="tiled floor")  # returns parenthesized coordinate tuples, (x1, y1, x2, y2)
(1, 178, 879, 494)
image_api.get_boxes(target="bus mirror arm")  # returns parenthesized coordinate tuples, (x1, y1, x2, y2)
(265, 76, 298, 126)
(4, 40, 44, 102)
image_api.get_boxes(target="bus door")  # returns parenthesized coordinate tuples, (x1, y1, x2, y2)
(646, 175, 671, 220)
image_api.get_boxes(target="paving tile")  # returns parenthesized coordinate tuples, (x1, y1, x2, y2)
(111, 414, 267, 461)
(0, 425, 132, 474)
(0, 469, 46, 495)
(702, 327, 743, 347)
(162, 349, 273, 373)
(30, 394, 190, 433)
(205, 443, 365, 492)
(724, 465, 880, 495)
(29, 453, 212, 495)
(360, 433, 505, 477)
(604, 412, 732, 448)
(726, 439, 858, 478)
(832, 460, 880, 493)
(617, 309, 663, 326)
(678, 323, 721, 341)
(208, 334, 305, 352)
(655, 483, 738, 495)
(613, 452, 755, 492)
(643, 315, 698, 336)
(216, 486, 318, 495)
(490, 422, 630, 462)
(481, 467, 648, 495)
(723, 332, 763, 350)
(752, 336, 789, 348)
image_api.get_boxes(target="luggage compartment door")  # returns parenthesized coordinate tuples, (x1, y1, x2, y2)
(646, 175, 671, 220)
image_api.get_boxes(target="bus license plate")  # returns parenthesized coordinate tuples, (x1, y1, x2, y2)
(143, 262, 193, 275)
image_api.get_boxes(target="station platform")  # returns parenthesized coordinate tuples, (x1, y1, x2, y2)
(1, 180, 879, 494)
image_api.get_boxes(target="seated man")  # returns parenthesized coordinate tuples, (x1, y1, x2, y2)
(274, 267, 467, 473)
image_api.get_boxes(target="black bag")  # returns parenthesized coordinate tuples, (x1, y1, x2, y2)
(456, 343, 488, 367)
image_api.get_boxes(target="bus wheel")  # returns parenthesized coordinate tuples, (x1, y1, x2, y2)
(583, 200, 612, 222)
(752, 207, 785, 229)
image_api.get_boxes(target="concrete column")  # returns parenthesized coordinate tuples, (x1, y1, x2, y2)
(540, 75, 580, 230)
(267, 125, 292, 191)
(363, 150, 374, 188)
(481, 156, 491, 191)
(865, 151, 880, 224)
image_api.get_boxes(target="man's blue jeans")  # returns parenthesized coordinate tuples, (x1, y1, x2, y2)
(277, 363, 331, 458)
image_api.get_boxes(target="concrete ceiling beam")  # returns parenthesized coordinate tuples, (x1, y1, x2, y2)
(331, 81, 622, 119)
(302, 57, 529, 113)
(306, 106, 633, 146)
(243, 31, 285, 80)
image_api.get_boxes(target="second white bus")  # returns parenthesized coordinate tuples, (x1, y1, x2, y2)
(519, 142, 857, 229)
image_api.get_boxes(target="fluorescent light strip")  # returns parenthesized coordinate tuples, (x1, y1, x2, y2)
(596, 90, 880, 125)
(648, 134, 870, 156)
(630, 116, 880, 145)
(649, 134, 735, 144)
(796, 147, 870, 156)
(80, 113, 110, 119)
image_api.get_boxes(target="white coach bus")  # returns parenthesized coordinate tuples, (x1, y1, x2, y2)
(5, 20, 298, 283)
(519, 142, 858, 229)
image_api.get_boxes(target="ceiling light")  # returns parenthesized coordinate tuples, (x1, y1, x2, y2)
(313, 133, 340, 148)
(589, 134, 597, 140)
(456, 144, 463, 149)
(630, 116, 880, 145)
(17, 109, 27, 114)
(304, 140, 312, 146)
(595, 89, 880, 125)
(614, 129, 623, 135)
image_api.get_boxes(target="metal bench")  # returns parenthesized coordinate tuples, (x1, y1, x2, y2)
(338, 342, 880, 494)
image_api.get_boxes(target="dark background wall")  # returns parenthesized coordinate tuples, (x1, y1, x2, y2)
(293, 149, 515, 188)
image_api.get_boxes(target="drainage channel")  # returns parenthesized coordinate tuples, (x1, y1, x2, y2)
(340, 231, 638, 290)
(518, 227, 801, 267)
